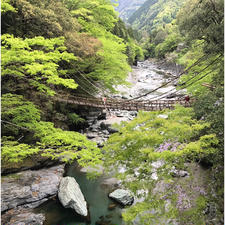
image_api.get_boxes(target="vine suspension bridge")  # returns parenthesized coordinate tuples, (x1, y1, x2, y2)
(54, 55, 216, 112)
(54, 94, 192, 111)
(53, 54, 219, 112)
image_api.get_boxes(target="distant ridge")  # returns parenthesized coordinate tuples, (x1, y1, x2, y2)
(112, 0, 146, 21)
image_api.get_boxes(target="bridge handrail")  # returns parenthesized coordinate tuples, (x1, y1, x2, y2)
(53, 94, 193, 111)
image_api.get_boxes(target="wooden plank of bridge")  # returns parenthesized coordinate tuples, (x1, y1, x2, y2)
(54, 94, 192, 111)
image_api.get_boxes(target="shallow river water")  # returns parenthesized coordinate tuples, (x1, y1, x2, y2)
(116, 59, 184, 100)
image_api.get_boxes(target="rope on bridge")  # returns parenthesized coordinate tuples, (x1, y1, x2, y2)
(54, 94, 193, 111)
(58, 54, 220, 111)
(148, 55, 221, 101)
(126, 55, 208, 101)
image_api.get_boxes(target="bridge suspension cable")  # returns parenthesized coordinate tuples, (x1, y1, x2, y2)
(147, 55, 221, 101)
(127, 55, 221, 101)
(76, 70, 114, 99)
(126, 54, 210, 101)
(154, 68, 216, 101)
(67, 74, 99, 98)
(160, 70, 216, 100)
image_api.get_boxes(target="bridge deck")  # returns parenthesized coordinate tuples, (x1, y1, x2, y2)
(54, 95, 192, 111)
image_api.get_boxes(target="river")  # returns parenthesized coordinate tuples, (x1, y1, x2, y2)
(37, 163, 123, 225)
(37, 60, 184, 225)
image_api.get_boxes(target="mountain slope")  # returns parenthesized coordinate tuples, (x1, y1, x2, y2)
(113, 0, 146, 21)
(128, 0, 186, 33)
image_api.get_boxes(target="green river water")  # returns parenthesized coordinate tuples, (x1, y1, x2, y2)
(37, 162, 123, 225)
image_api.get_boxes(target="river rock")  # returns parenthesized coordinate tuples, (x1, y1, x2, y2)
(171, 169, 189, 177)
(2, 209, 45, 225)
(101, 178, 120, 188)
(109, 189, 134, 206)
(107, 127, 119, 134)
(97, 111, 107, 120)
(157, 114, 168, 119)
(58, 176, 88, 217)
(1, 165, 64, 212)
(108, 203, 117, 210)
(100, 117, 128, 130)
(86, 132, 98, 139)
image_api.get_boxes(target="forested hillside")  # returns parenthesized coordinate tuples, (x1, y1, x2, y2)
(128, 0, 186, 33)
(113, 0, 146, 21)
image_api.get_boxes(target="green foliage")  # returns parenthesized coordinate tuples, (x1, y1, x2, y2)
(112, 18, 144, 64)
(1, 140, 40, 163)
(67, 113, 85, 125)
(2, 34, 78, 96)
(177, 0, 224, 55)
(113, 18, 131, 41)
(174, 0, 224, 147)
(1, 0, 17, 13)
(2, 0, 80, 38)
(155, 32, 182, 58)
(126, 40, 144, 64)
(68, 1, 132, 91)
(1, 0, 144, 182)
(179, 196, 207, 225)
(177, 44, 222, 95)
(139, 14, 185, 58)
(88, 35, 131, 91)
(2, 93, 41, 135)
(175, 1, 224, 221)
(103, 105, 219, 224)
(67, 0, 118, 32)
(128, 0, 186, 35)
(113, 0, 146, 22)
(35, 121, 102, 166)
(2, 0, 138, 92)
(1, 94, 103, 167)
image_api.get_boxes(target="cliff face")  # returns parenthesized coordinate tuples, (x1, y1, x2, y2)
(112, 0, 146, 21)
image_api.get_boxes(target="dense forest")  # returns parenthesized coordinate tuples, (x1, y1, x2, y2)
(1, 0, 224, 224)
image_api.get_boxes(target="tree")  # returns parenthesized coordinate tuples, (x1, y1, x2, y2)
(177, 0, 224, 55)
(103, 106, 219, 224)
(2, 94, 103, 169)
(2, 34, 78, 96)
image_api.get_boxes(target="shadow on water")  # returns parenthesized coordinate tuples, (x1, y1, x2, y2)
(36, 162, 123, 225)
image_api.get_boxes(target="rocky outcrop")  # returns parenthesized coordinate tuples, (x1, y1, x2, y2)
(109, 189, 134, 206)
(2, 208, 45, 225)
(1, 154, 59, 175)
(58, 176, 88, 217)
(1, 165, 64, 212)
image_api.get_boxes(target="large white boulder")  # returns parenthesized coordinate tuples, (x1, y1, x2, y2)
(58, 177, 87, 217)
(109, 189, 134, 206)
